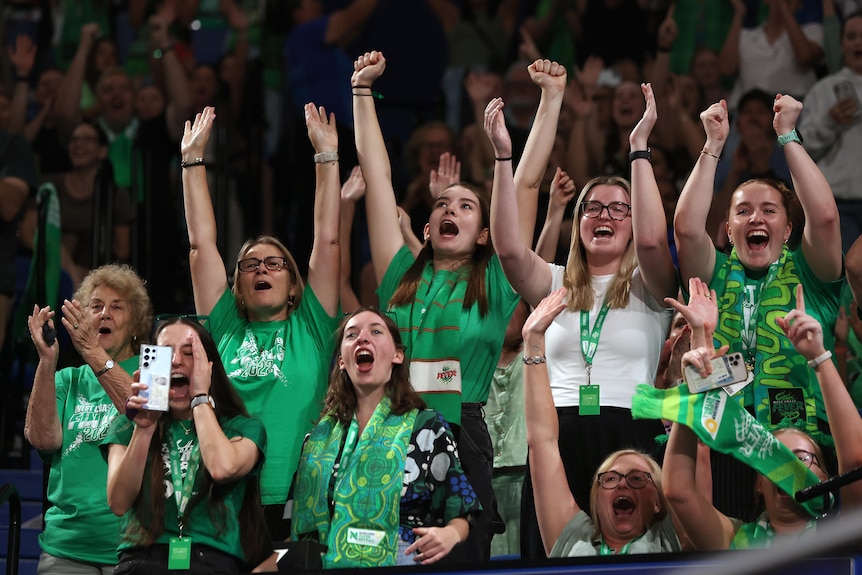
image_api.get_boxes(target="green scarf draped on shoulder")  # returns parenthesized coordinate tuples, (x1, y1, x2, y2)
(731, 511, 817, 549)
(392, 264, 467, 425)
(291, 397, 417, 568)
(711, 246, 824, 442)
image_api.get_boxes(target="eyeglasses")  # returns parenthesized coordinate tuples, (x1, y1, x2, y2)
(793, 449, 821, 470)
(581, 200, 631, 220)
(596, 470, 653, 489)
(238, 256, 289, 273)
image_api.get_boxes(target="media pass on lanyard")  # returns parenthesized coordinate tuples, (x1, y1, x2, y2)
(169, 537, 192, 570)
(579, 303, 609, 416)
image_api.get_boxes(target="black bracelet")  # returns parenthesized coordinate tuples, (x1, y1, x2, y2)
(495, 156, 513, 162)
(628, 149, 651, 163)
(352, 85, 384, 100)
(181, 157, 206, 169)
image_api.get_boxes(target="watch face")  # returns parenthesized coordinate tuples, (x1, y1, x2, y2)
(106, 360, 115, 369)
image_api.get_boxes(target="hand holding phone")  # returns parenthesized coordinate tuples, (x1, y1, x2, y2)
(139, 345, 172, 411)
(684, 352, 748, 394)
(833, 80, 861, 122)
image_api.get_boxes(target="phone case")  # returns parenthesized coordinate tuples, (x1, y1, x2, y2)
(139, 345, 172, 411)
(685, 352, 748, 394)
(834, 81, 861, 119)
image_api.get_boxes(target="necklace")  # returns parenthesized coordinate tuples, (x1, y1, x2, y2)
(178, 420, 193, 435)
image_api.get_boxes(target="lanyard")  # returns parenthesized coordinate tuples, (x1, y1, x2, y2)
(740, 259, 781, 367)
(169, 422, 201, 538)
(580, 301, 610, 386)
(599, 533, 641, 555)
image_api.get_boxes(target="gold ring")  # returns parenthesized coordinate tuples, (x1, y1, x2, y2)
(74, 323, 79, 330)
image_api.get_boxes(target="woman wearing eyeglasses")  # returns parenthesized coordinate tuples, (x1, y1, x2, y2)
(662, 280, 862, 549)
(180, 105, 340, 539)
(486, 83, 675, 555)
(521, 288, 680, 556)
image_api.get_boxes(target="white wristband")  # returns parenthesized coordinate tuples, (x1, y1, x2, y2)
(807, 350, 832, 369)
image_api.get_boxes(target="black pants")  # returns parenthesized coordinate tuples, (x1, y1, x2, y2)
(114, 544, 239, 575)
(520, 406, 665, 559)
(444, 404, 500, 563)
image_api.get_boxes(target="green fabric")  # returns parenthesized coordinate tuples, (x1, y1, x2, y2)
(107, 415, 266, 561)
(292, 397, 416, 568)
(98, 116, 139, 190)
(377, 246, 519, 425)
(667, 1, 735, 74)
(208, 286, 338, 505)
(710, 246, 840, 441)
(730, 511, 817, 549)
(54, 0, 112, 70)
(13, 182, 61, 342)
(39, 356, 138, 564)
(631, 383, 824, 517)
(486, 357, 526, 468)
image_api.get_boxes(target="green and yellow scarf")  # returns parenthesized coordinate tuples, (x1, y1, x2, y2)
(291, 397, 417, 568)
(632, 384, 824, 518)
(730, 511, 817, 549)
(711, 246, 823, 441)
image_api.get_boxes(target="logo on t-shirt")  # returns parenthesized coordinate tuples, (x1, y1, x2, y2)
(227, 329, 289, 384)
(62, 394, 118, 458)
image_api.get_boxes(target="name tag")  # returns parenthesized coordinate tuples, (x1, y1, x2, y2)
(347, 528, 386, 547)
(409, 360, 462, 394)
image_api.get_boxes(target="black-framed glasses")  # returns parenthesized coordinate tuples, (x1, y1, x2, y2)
(238, 256, 289, 273)
(596, 470, 653, 489)
(793, 449, 821, 470)
(581, 200, 631, 220)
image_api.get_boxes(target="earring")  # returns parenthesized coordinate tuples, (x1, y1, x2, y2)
(288, 296, 295, 308)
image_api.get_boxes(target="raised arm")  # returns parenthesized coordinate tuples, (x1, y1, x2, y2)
(340, 166, 365, 314)
(673, 100, 729, 285)
(485, 97, 553, 306)
(514, 59, 567, 246)
(630, 83, 677, 300)
(535, 167, 575, 262)
(663, 277, 737, 550)
(7, 35, 36, 135)
(773, 95, 842, 282)
(777, 285, 862, 507)
(305, 103, 342, 317)
(149, 4, 191, 141)
(523, 288, 579, 554)
(352, 51, 404, 285)
(181, 107, 228, 315)
(718, 0, 745, 78)
(23, 306, 62, 451)
(186, 333, 260, 482)
(106, 392, 160, 516)
(54, 23, 99, 133)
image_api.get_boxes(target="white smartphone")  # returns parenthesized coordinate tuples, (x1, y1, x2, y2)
(833, 80, 861, 120)
(685, 352, 748, 394)
(139, 345, 172, 411)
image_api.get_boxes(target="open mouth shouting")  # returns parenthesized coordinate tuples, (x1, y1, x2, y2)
(254, 280, 272, 291)
(746, 230, 769, 251)
(355, 348, 374, 373)
(594, 225, 614, 238)
(613, 496, 636, 515)
(439, 220, 459, 238)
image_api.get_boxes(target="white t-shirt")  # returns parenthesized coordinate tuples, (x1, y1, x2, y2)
(728, 23, 823, 111)
(545, 264, 672, 408)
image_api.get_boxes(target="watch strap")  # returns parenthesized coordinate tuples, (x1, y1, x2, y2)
(95, 360, 114, 378)
(777, 128, 802, 148)
(190, 394, 215, 410)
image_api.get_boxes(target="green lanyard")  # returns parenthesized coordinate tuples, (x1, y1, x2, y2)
(740, 259, 781, 369)
(580, 301, 611, 386)
(599, 533, 641, 555)
(168, 422, 201, 538)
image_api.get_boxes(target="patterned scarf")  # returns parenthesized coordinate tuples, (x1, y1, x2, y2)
(632, 384, 824, 518)
(711, 246, 823, 441)
(731, 511, 817, 549)
(392, 265, 467, 425)
(291, 397, 417, 568)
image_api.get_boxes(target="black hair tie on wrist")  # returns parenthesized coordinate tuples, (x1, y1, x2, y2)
(628, 149, 651, 163)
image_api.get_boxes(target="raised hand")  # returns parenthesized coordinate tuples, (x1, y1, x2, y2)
(629, 83, 657, 150)
(776, 284, 826, 361)
(181, 106, 216, 160)
(665, 277, 718, 335)
(429, 152, 461, 199)
(464, 70, 501, 107)
(573, 56, 603, 98)
(351, 51, 386, 88)
(483, 97, 512, 158)
(699, 99, 730, 148)
(305, 102, 337, 154)
(188, 333, 213, 397)
(27, 305, 58, 361)
(548, 167, 576, 214)
(61, 298, 100, 357)
(656, 3, 678, 50)
(518, 27, 541, 62)
(341, 166, 366, 203)
(523, 287, 568, 338)
(125, 378, 163, 428)
(527, 59, 567, 97)
(773, 94, 803, 136)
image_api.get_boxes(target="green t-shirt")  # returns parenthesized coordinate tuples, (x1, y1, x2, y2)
(107, 416, 265, 560)
(377, 246, 519, 424)
(208, 286, 338, 505)
(39, 356, 138, 564)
